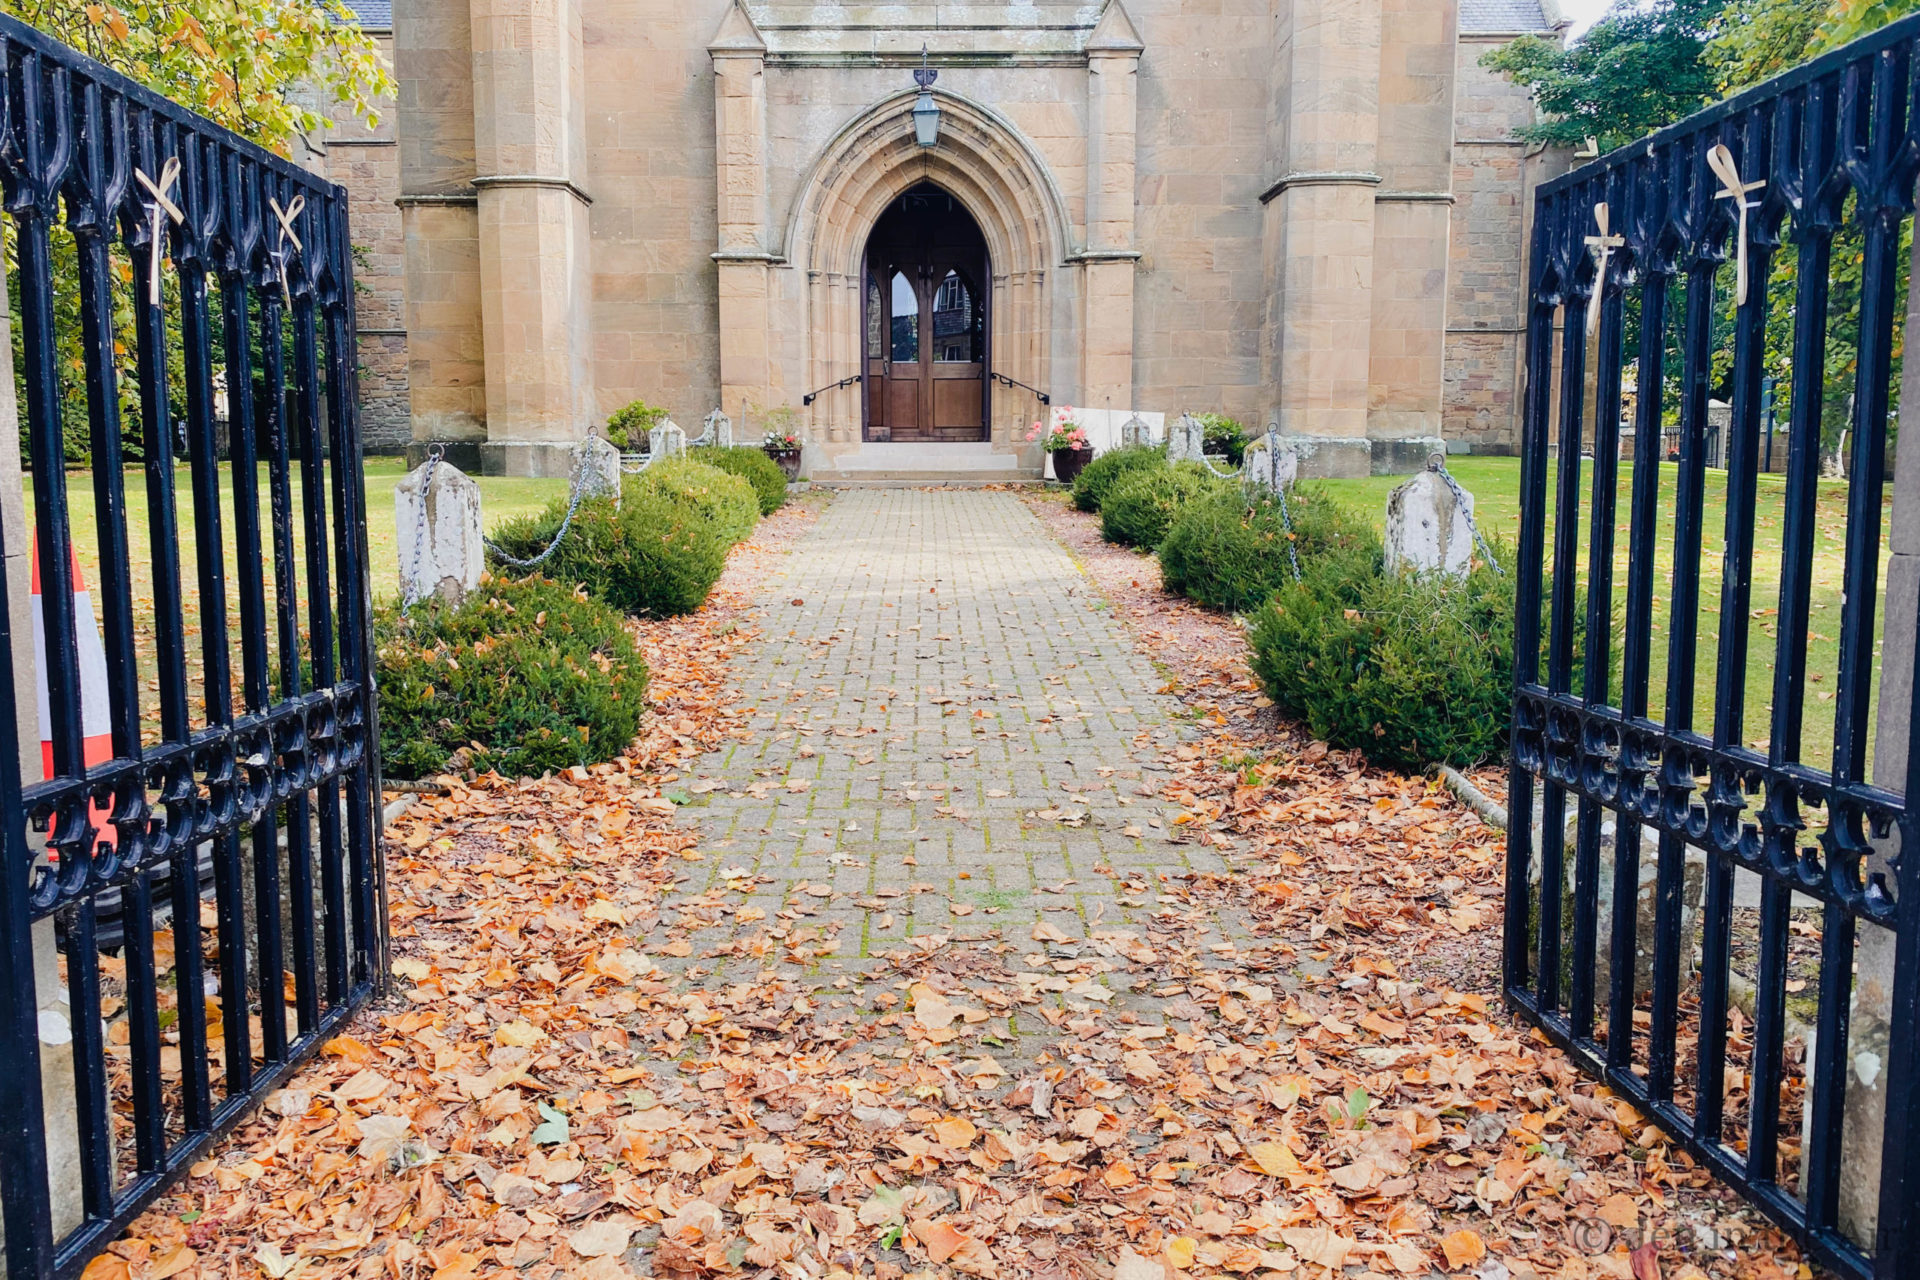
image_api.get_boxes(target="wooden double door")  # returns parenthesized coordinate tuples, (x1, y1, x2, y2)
(863, 184, 989, 442)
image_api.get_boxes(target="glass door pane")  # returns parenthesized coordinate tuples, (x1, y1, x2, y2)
(890, 270, 919, 363)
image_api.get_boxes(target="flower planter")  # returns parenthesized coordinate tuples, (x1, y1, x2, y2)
(766, 448, 802, 480)
(1051, 447, 1095, 485)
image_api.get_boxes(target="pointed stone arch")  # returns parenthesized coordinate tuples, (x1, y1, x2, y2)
(783, 88, 1074, 447)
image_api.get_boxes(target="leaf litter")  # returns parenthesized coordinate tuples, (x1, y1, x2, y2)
(101, 492, 1809, 1280)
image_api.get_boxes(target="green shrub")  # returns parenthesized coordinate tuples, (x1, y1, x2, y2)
(1247, 557, 1513, 771)
(1196, 413, 1249, 465)
(1099, 462, 1222, 550)
(692, 445, 787, 516)
(1070, 445, 1163, 513)
(488, 483, 731, 618)
(636, 457, 759, 544)
(376, 576, 648, 780)
(605, 398, 669, 450)
(1246, 539, 1598, 771)
(1159, 485, 1381, 613)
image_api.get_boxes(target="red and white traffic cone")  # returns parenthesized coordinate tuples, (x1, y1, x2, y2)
(30, 535, 116, 848)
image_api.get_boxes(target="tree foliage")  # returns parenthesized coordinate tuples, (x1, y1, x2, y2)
(3, 0, 393, 154)
(1480, 0, 1729, 151)
(4, 0, 391, 468)
(1489, 0, 1919, 463)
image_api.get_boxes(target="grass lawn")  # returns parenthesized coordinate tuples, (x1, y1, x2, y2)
(26, 457, 569, 738)
(1314, 455, 1892, 780)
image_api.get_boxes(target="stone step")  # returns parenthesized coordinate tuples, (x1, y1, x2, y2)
(815, 470, 1041, 487)
(832, 444, 1022, 473)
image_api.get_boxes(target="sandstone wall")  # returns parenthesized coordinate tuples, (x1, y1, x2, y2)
(1445, 26, 1567, 454)
(311, 31, 411, 453)
(387, 0, 1549, 469)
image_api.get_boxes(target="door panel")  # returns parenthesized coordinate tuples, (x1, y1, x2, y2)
(887, 377, 919, 431)
(933, 367, 984, 433)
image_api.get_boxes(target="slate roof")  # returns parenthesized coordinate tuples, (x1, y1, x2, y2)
(339, 0, 391, 31)
(1459, 0, 1556, 34)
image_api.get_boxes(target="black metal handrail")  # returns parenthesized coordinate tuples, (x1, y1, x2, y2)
(990, 370, 1050, 405)
(0, 16, 382, 1279)
(801, 373, 860, 406)
(1508, 15, 1920, 1280)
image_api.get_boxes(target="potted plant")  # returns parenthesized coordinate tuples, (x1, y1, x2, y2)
(1028, 407, 1093, 484)
(763, 424, 805, 480)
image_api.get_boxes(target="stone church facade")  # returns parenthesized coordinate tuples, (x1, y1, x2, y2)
(337, 0, 1563, 476)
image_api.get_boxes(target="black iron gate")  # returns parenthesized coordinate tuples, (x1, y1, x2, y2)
(0, 17, 382, 1279)
(1509, 16, 1920, 1280)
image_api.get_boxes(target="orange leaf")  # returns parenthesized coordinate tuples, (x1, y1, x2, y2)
(911, 1218, 969, 1264)
(1165, 1236, 1197, 1270)
(150, 1245, 197, 1280)
(78, 1256, 130, 1280)
(1440, 1229, 1485, 1270)
(931, 1116, 977, 1149)
(1248, 1141, 1298, 1177)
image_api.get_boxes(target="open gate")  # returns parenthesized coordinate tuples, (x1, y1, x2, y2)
(0, 17, 383, 1278)
(1507, 16, 1920, 1279)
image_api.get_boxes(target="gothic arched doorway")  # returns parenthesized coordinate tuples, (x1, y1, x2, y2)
(862, 184, 989, 442)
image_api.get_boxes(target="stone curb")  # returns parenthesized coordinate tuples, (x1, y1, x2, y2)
(1435, 763, 1506, 830)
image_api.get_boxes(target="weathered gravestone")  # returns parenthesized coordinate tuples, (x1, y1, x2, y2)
(702, 407, 733, 448)
(1240, 431, 1298, 496)
(650, 417, 688, 462)
(1119, 412, 1155, 450)
(395, 455, 483, 607)
(577, 433, 623, 506)
(1166, 412, 1207, 463)
(1384, 457, 1475, 577)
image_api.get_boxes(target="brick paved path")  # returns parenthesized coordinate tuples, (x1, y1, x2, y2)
(659, 489, 1253, 1057)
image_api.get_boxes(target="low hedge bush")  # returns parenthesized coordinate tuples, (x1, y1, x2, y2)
(1159, 485, 1380, 613)
(1248, 555, 1513, 770)
(1246, 538, 1596, 770)
(636, 457, 760, 544)
(488, 482, 731, 618)
(1099, 462, 1222, 549)
(377, 576, 648, 780)
(692, 445, 787, 516)
(1071, 445, 1163, 513)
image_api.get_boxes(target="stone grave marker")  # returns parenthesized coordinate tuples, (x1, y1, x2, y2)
(650, 417, 688, 462)
(578, 433, 623, 505)
(1166, 412, 1207, 464)
(395, 455, 483, 607)
(1240, 431, 1297, 495)
(1384, 458, 1475, 577)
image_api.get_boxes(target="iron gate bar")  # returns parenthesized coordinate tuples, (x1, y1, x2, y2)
(1509, 14, 1920, 1280)
(0, 16, 384, 1280)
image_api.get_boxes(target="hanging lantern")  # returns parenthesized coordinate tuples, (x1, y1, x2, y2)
(912, 45, 939, 148)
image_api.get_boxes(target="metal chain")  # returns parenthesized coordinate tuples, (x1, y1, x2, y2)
(1428, 453, 1503, 575)
(1198, 452, 1244, 480)
(398, 445, 442, 617)
(482, 445, 597, 570)
(1271, 482, 1303, 585)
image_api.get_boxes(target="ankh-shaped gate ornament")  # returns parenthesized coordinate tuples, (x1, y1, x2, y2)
(133, 157, 183, 307)
(1584, 202, 1624, 333)
(1707, 143, 1766, 306)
